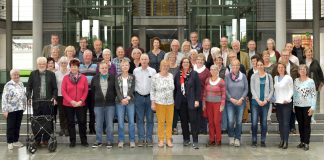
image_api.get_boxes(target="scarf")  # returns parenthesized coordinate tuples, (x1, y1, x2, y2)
(231, 71, 243, 82)
(69, 72, 81, 84)
(180, 68, 192, 96)
(100, 73, 108, 80)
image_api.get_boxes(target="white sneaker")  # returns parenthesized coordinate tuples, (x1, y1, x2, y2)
(118, 142, 124, 148)
(13, 141, 24, 147)
(130, 142, 135, 148)
(8, 143, 13, 150)
(229, 137, 235, 146)
(234, 139, 240, 147)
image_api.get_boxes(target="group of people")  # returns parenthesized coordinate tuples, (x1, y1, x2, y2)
(2, 32, 322, 151)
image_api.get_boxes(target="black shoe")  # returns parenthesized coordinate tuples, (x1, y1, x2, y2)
(206, 141, 215, 147)
(81, 142, 89, 147)
(92, 143, 102, 148)
(297, 142, 305, 148)
(192, 143, 199, 149)
(290, 129, 296, 134)
(221, 130, 227, 134)
(303, 144, 309, 151)
(69, 142, 76, 148)
(251, 141, 257, 148)
(278, 141, 284, 148)
(183, 140, 191, 146)
(64, 129, 69, 136)
(261, 142, 266, 147)
(282, 142, 288, 149)
(137, 140, 145, 147)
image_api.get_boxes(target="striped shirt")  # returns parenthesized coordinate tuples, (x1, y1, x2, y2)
(203, 78, 226, 107)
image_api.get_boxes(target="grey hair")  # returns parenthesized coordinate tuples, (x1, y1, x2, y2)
(210, 64, 220, 71)
(36, 57, 47, 64)
(58, 56, 69, 64)
(10, 69, 20, 76)
(103, 48, 111, 56)
(231, 40, 240, 46)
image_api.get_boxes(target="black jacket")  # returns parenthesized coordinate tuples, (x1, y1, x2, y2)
(91, 74, 116, 107)
(27, 70, 58, 100)
(292, 46, 305, 63)
(301, 59, 324, 91)
(199, 49, 214, 69)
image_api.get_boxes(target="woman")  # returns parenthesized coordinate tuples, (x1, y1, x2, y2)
(174, 57, 201, 149)
(213, 56, 226, 79)
(189, 49, 198, 67)
(55, 56, 70, 136)
(148, 37, 165, 72)
(2, 69, 26, 150)
(91, 61, 116, 148)
(273, 63, 293, 149)
(202, 65, 226, 146)
(151, 60, 175, 147)
(225, 59, 248, 147)
(50, 47, 60, 69)
(266, 38, 280, 64)
(115, 60, 136, 148)
(64, 45, 76, 62)
(303, 48, 324, 91)
(211, 47, 221, 60)
(293, 64, 317, 151)
(250, 59, 274, 148)
(61, 59, 89, 147)
(181, 41, 191, 57)
(194, 53, 211, 134)
(129, 48, 142, 73)
(247, 55, 260, 102)
(262, 50, 274, 74)
(97, 49, 117, 76)
(47, 57, 57, 72)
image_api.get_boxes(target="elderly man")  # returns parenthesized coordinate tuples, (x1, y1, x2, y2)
(133, 54, 157, 147)
(112, 46, 131, 75)
(76, 37, 89, 63)
(231, 40, 250, 71)
(79, 50, 98, 134)
(92, 39, 103, 63)
(164, 39, 184, 65)
(27, 57, 58, 145)
(292, 36, 305, 63)
(42, 34, 65, 57)
(190, 31, 202, 51)
(199, 38, 214, 69)
(247, 40, 261, 66)
(125, 35, 145, 60)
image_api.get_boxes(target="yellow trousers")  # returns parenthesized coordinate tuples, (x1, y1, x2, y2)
(155, 103, 174, 141)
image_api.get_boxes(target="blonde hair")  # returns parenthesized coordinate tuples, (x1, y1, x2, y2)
(159, 60, 170, 71)
(64, 46, 76, 56)
(197, 53, 206, 62)
(181, 41, 191, 52)
(131, 48, 142, 58)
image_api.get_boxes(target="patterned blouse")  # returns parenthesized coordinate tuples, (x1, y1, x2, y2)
(293, 78, 317, 110)
(150, 73, 175, 105)
(1, 80, 27, 113)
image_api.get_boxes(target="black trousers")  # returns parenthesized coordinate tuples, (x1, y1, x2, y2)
(33, 101, 53, 142)
(64, 106, 87, 144)
(295, 106, 312, 144)
(86, 90, 95, 130)
(276, 102, 292, 142)
(57, 96, 68, 131)
(7, 110, 23, 143)
(178, 99, 200, 143)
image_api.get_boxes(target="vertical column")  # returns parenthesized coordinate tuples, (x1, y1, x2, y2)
(275, 0, 286, 52)
(178, 27, 185, 43)
(5, 0, 12, 81)
(33, 0, 43, 69)
(313, 0, 320, 62)
(177, 0, 185, 43)
(139, 27, 146, 51)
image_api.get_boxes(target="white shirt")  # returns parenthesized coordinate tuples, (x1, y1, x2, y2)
(133, 66, 157, 95)
(203, 50, 210, 61)
(122, 77, 128, 98)
(289, 55, 299, 66)
(274, 75, 294, 104)
(221, 48, 229, 66)
(286, 63, 291, 75)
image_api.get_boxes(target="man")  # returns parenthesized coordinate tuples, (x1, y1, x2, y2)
(220, 36, 232, 66)
(42, 34, 66, 57)
(76, 37, 89, 63)
(231, 40, 250, 71)
(112, 46, 131, 75)
(199, 38, 214, 69)
(125, 35, 145, 60)
(79, 50, 98, 134)
(92, 39, 103, 64)
(190, 31, 202, 51)
(27, 57, 58, 145)
(292, 36, 305, 63)
(133, 54, 157, 147)
(247, 40, 261, 67)
(164, 39, 184, 66)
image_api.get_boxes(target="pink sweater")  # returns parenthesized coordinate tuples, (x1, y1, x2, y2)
(61, 74, 88, 107)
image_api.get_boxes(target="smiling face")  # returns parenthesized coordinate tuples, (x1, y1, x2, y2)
(131, 36, 140, 47)
(257, 61, 264, 72)
(181, 58, 190, 70)
(10, 71, 20, 83)
(99, 63, 109, 75)
(190, 32, 198, 44)
(277, 63, 286, 76)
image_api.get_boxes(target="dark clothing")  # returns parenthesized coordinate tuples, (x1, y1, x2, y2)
(198, 49, 214, 69)
(115, 74, 136, 103)
(301, 59, 324, 91)
(295, 106, 312, 144)
(292, 46, 305, 63)
(92, 51, 103, 64)
(148, 50, 165, 72)
(86, 90, 95, 130)
(219, 66, 226, 79)
(27, 70, 58, 101)
(91, 74, 116, 107)
(57, 96, 68, 132)
(276, 102, 292, 142)
(247, 68, 256, 100)
(64, 106, 87, 144)
(125, 47, 145, 60)
(6, 110, 23, 143)
(33, 101, 53, 142)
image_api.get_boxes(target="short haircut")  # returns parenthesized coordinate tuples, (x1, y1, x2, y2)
(131, 48, 142, 57)
(10, 69, 20, 76)
(69, 59, 80, 67)
(99, 61, 109, 67)
(159, 59, 170, 70)
(231, 59, 241, 66)
(58, 56, 69, 64)
(197, 53, 206, 62)
(120, 60, 130, 66)
(251, 54, 261, 61)
(298, 64, 309, 76)
(102, 49, 112, 56)
(303, 47, 312, 56)
(51, 46, 60, 53)
(262, 50, 270, 57)
(64, 45, 76, 56)
(210, 64, 219, 71)
(47, 57, 55, 64)
(131, 35, 139, 39)
(37, 57, 47, 64)
(257, 58, 265, 64)
(79, 37, 88, 42)
(152, 37, 161, 47)
(166, 52, 176, 59)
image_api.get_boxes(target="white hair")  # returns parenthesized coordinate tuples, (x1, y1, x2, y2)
(189, 49, 198, 55)
(58, 56, 69, 64)
(103, 49, 111, 55)
(231, 40, 240, 46)
(211, 47, 221, 59)
(10, 69, 20, 76)
(36, 57, 47, 64)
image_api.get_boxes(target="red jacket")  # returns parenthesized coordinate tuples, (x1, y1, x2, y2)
(61, 74, 88, 107)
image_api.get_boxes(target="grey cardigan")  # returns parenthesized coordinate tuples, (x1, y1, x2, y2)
(250, 72, 274, 101)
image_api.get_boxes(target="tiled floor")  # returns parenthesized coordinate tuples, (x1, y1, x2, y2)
(1, 142, 323, 160)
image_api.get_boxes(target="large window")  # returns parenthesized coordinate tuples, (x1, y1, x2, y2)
(12, 0, 33, 21)
(291, 0, 312, 19)
(12, 36, 33, 70)
(321, 0, 324, 17)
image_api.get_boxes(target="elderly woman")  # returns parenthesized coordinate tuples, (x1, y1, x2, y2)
(194, 53, 211, 134)
(181, 41, 191, 57)
(225, 59, 248, 147)
(211, 47, 221, 60)
(164, 39, 184, 65)
(189, 49, 198, 67)
(293, 64, 317, 151)
(47, 57, 57, 72)
(273, 62, 294, 149)
(202, 65, 226, 146)
(266, 38, 280, 64)
(64, 45, 76, 62)
(148, 37, 165, 72)
(151, 60, 175, 148)
(115, 60, 136, 148)
(27, 57, 57, 146)
(129, 48, 142, 73)
(174, 57, 201, 149)
(61, 59, 89, 147)
(91, 61, 116, 148)
(2, 69, 26, 150)
(250, 59, 274, 148)
(97, 48, 117, 76)
(55, 56, 70, 136)
(50, 47, 60, 69)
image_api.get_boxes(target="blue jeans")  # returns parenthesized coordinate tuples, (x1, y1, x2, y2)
(222, 101, 228, 131)
(134, 93, 154, 142)
(94, 106, 115, 143)
(251, 100, 269, 143)
(226, 101, 245, 140)
(116, 103, 135, 142)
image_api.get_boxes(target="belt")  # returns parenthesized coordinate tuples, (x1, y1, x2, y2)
(136, 92, 150, 97)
